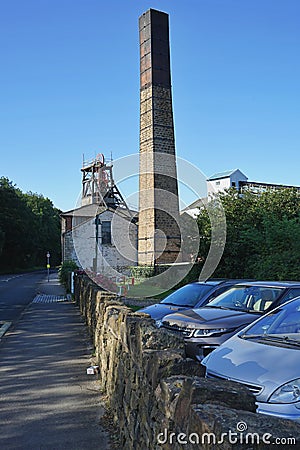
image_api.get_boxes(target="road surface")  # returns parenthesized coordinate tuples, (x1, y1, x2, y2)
(0, 271, 111, 449)
(0, 271, 47, 323)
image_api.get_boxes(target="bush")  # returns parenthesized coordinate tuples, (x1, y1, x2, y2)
(130, 266, 155, 279)
(58, 260, 78, 291)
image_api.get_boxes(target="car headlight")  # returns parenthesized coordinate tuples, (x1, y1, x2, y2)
(269, 379, 300, 404)
(193, 328, 228, 337)
(155, 319, 163, 328)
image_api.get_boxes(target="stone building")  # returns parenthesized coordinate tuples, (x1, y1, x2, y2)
(61, 155, 138, 274)
(62, 9, 184, 272)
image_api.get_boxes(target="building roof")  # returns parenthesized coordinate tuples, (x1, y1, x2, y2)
(61, 203, 138, 230)
(181, 197, 208, 212)
(61, 203, 137, 218)
(208, 169, 246, 181)
(60, 204, 105, 218)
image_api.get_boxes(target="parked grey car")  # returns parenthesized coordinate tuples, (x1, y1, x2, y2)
(162, 281, 300, 360)
(138, 279, 245, 327)
(201, 296, 300, 422)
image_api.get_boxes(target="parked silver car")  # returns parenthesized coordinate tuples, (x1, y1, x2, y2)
(202, 297, 300, 422)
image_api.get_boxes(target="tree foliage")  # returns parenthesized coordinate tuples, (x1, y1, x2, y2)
(197, 188, 300, 280)
(0, 177, 61, 271)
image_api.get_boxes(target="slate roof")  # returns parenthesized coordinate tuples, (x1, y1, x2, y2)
(207, 169, 240, 181)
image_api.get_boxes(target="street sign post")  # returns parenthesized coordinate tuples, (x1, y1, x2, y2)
(46, 252, 51, 282)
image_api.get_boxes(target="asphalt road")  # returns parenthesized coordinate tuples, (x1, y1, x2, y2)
(0, 271, 47, 322)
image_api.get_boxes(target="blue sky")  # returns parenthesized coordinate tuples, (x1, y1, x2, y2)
(1, 0, 299, 211)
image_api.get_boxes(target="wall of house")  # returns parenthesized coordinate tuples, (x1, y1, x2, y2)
(207, 177, 231, 196)
(75, 275, 300, 449)
(62, 229, 80, 265)
(62, 210, 138, 272)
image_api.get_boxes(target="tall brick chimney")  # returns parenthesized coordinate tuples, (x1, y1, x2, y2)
(138, 9, 181, 265)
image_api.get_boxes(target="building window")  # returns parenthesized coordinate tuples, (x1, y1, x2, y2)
(101, 221, 112, 245)
(232, 181, 236, 187)
(215, 181, 220, 186)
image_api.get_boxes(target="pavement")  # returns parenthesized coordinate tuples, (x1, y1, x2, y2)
(0, 272, 111, 450)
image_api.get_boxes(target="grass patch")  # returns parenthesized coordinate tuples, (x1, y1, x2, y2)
(126, 284, 174, 299)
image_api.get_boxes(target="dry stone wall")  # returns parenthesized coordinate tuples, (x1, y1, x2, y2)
(75, 275, 300, 449)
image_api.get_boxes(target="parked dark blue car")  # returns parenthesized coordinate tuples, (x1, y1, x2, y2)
(139, 279, 245, 327)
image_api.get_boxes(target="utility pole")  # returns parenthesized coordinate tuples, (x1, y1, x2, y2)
(46, 251, 51, 282)
(94, 216, 100, 272)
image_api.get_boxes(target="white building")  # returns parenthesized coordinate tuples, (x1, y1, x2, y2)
(207, 169, 248, 197)
(183, 168, 300, 218)
(61, 205, 138, 275)
(61, 155, 138, 275)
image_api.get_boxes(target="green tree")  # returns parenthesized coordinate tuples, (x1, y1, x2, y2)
(0, 178, 34, 269)
(0, 226, 4, 257)
(0, 177, 61, 271)
(24, 192, 61, 266)
(196, 188, 300, 280)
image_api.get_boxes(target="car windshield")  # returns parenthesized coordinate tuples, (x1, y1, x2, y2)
(242, 297, 300, 343)
(206, 285, 284, 313)
(161, 284, 214, 307)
